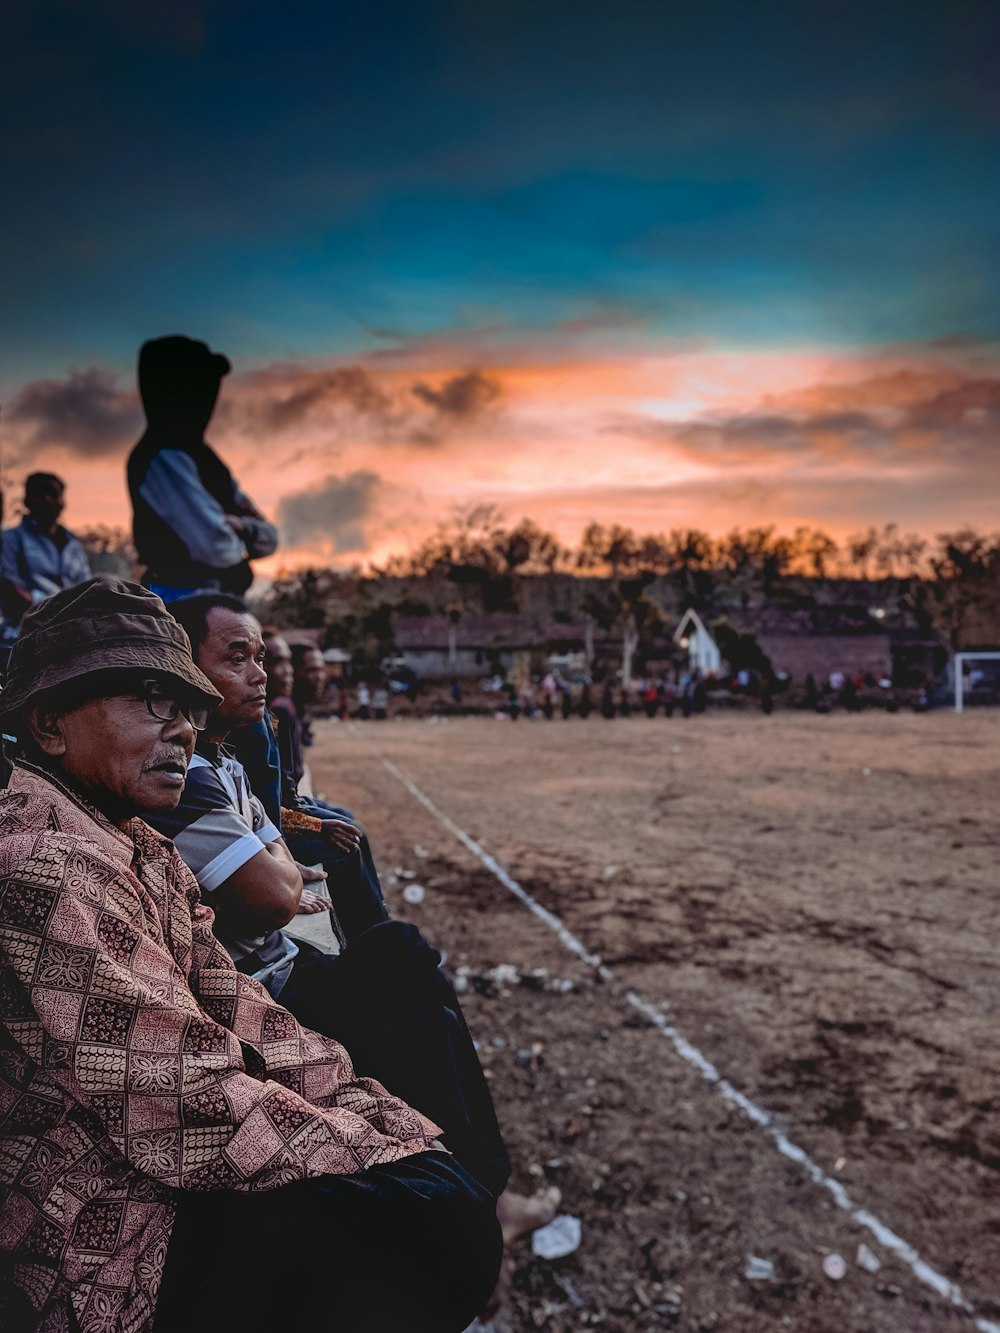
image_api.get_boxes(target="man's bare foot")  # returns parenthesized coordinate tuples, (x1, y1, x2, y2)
(296, 886, 332, 914)
(479, 1186, 562, 1321)
(496, 1185, 561, 1245)
(296, 862, 328, 884)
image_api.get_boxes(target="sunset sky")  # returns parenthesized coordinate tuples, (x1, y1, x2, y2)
(2, 0, 998, 574)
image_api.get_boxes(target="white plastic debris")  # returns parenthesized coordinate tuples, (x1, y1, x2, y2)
(862, 766, 872, 777)
(671, 744, 682, 754)
(822, 1253, 847, 1280)
(744, 1255, 775, 1281)
(401, 883, 426, 905)
(531, 1214, 582, 1260)
(855, 1243, 881, 1273)
(491, 963, 521, 986)
(602, 865, 618, 880)
(413, 844, 428, 858)
(399, 869, 418, 880)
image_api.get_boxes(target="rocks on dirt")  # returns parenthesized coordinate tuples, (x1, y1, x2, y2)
(531, 1213, 583, 1260)
(516, 1041, 545, 1071)
(743, 1255, 775, 1281)
(452, 962, 577, 997)
(822, 1252, 847, 1280)
(855, 1243, 881, 1273)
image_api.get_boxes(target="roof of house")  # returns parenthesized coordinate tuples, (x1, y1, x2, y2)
(727, 606, 894, 638)
(393, 613, 597, 650)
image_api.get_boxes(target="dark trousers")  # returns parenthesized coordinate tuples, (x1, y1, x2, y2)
(155, 1150, 502, 1333)
(156, 924, 509, 1332)
(283, 798, 509, 1196)
(157, 891, 510, 1331)
(282, 924, 510, 1199)
(286, 819, 390, 947)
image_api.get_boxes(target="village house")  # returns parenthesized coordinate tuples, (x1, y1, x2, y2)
(725, 605, 945, 685)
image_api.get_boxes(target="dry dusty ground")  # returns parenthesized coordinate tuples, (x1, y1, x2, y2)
(309, 709, 999, 1333)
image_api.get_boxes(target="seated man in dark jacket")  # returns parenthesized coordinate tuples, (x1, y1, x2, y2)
(0, 579, 501, 1333)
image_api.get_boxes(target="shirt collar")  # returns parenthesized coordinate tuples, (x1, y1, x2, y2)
(13, 758, 137, 849)
(23, 514, 59, 536)
(195, 736, 221, 763)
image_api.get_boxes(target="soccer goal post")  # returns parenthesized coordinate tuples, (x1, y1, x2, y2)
(954, 651, 1000, 712)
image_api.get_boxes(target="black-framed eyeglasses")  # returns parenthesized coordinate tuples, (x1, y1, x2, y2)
(140, 679, 211, 732)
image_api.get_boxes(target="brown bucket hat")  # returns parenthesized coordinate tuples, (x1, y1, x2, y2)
(0, 578, 222, 724)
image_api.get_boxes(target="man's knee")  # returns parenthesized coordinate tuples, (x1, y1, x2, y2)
(382, 1152, 503, 1306)
(344, 920, 442, 993)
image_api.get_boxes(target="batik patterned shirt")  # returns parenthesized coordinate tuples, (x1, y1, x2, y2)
(0, 764, 439, 1333)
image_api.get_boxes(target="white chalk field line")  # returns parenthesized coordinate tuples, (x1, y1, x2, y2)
(381, 756, 999, 1333)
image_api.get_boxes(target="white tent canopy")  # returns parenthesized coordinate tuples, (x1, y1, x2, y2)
(673, 609, 722, 676)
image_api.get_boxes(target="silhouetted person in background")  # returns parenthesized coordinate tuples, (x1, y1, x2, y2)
(128, 335, 278, 602)
(600, 680, 616, 719)
(0, 472, 90, 629)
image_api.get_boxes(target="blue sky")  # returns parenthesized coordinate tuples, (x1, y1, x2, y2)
(4, 0, 998, 376)
(2, 0, 997, 560)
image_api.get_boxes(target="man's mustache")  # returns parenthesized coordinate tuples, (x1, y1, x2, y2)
(144, 748, 190, 773)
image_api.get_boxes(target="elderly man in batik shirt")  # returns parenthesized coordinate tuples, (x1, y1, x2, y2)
(0, 579, 500, 1333)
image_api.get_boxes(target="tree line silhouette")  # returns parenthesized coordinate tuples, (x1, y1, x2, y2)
(255, 510, 1000, 671)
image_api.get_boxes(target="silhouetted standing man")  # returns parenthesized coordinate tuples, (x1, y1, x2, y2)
(128, 335, 278, 602)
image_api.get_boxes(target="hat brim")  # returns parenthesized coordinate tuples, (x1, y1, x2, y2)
(0, 642, 222, 724)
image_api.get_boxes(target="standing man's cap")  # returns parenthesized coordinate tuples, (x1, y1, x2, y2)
(0, 578, 223, 724)
(138, 335, 231, 380)
(137, 336, 232, 421)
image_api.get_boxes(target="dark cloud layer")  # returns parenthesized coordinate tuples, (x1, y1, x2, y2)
(611, 369, 1000, 476)
(258, 367, 392, 435)
(671, 409, 891, 464)
(245, 365, 503, 448)
(7, 369, 141, 459)
(276, 470, 383, 552)
(410, 371, 502, 417)
(4, 361, 505, 470)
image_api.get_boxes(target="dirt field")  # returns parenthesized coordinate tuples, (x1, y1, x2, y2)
(309, 710, 1000, 1333)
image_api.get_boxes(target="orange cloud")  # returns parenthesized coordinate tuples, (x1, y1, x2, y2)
(4, 339, 997, 572)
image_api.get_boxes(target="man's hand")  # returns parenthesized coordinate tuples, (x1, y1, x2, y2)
(321, 818, 363, 853)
